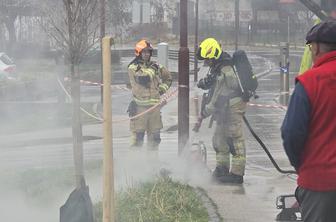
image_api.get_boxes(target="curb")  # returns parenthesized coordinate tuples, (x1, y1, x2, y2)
(195, 187, 223, 222)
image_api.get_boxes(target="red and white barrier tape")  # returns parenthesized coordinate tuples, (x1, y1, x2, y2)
(63, 77, 130, 91)
(61, 77, 288, 122)
(59, 76, 179, 123)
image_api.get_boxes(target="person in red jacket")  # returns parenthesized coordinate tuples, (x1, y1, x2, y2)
(281, 20, 336, 222)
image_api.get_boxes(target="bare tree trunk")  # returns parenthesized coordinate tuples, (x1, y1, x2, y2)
(41, 0, 99, 190)
(71, 63, 85, 188)
(64, 0, 85, 189)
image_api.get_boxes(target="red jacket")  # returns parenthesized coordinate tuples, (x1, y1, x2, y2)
(296, 50, 336, 191)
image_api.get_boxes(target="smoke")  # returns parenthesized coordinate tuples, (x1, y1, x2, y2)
(0, 120, 214, 222)
(112, 142, 213, 190)
(87, 141, 213, 204)
(0, 171, 69, 222)
(160, 144, 213, 188)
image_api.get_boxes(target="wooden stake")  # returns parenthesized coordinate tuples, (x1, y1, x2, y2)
(102, 36, 115, 222)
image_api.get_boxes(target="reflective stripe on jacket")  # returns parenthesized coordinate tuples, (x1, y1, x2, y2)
(128, 60, 172, 106)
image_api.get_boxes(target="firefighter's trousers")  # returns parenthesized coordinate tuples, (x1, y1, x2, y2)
(212, 101, 247, 176)
(130, 105, 163, 150)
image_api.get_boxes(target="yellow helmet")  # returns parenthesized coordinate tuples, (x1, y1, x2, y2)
(197, 38, 222, 60)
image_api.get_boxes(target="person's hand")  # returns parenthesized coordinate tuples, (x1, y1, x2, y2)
(159, 84, 168, 95)
(159, 88, 165, 95)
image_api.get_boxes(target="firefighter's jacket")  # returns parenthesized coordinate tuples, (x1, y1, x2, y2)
(203, 65, 242, 118)
(128, 59, 172, 106)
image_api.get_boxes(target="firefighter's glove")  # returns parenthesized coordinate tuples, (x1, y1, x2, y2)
(197, 76, 214, 90)
(127, 100, 137, 117)
(159, 83, 169, 95)
(135, 75, 151, 88)
(197, 78, 207, 90)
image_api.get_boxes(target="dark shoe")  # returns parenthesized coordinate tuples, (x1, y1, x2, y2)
(212, 166, 229, 178)
(217, 173, 243, 184)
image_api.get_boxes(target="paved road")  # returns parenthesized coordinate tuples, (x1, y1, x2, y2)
(0, 49, 300, 222)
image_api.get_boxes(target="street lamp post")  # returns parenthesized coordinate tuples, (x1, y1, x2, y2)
(178, 0, 190, 155)
(100, 0, 105, 104)
(194, 0, 199, 82)
(140, 0, 143, 24)
(235, 0, 240, 50)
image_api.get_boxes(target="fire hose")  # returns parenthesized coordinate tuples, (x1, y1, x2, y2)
(242, 115, 297, 175)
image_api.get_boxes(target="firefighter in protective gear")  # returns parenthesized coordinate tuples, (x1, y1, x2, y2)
(127, 40, 172, 150)
(299, 0, 336, 75)
(196, 38, 247, 184)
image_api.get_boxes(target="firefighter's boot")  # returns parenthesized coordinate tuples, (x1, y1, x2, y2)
(217, 173, 243, 184)
(212, 165, 229, 180)
(130, 132, 145, 149)
(147, 131, 161, 151)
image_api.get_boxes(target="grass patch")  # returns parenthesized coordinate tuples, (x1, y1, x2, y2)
(94, 176, 209, 222)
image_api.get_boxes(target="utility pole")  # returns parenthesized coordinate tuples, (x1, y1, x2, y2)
(287, 16, 290, 43)
(178, 0, 190, 155)
(234, 0, 240, 50)
(140, 0, 143, 24)
(194, 0, 199, 82)
(100, 0, 106, 104)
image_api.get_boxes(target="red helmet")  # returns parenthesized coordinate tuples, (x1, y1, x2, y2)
(135, 39, 153, 56)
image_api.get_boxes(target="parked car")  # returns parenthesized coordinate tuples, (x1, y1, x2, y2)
(0, 52, 17, 81)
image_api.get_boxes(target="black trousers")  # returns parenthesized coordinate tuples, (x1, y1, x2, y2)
(295, 186, 336, 222)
